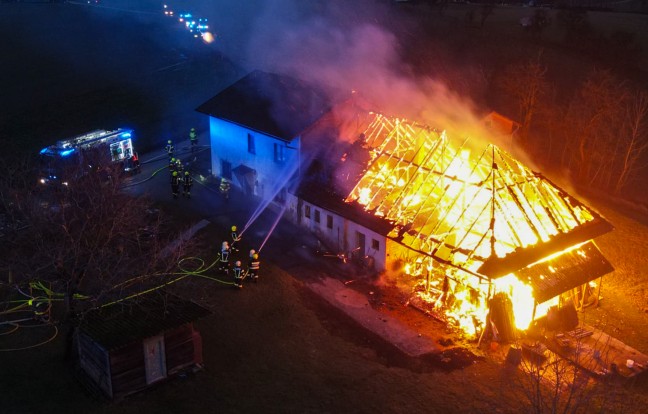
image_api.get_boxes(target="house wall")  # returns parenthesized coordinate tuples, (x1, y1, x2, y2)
(286, 193, 386, 271)
(209, 117, 301, 199)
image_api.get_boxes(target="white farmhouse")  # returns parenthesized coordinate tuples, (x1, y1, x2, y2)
(196, 70, 332, 200)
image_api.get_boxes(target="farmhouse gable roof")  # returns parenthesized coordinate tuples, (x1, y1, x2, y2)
(196, 70, 333, 142)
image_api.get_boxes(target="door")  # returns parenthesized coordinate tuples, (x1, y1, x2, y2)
(143, 335, 167, 384)
(355, 231, 366, 258)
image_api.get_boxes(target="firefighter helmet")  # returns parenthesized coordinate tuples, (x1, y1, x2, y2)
(231, 225, 237, 232)
(168, 140, 172, 144)
(249, 249, 256, 256)
(173, 171, 178, 177)
(235, 261, 241, 266)
(191, 127, 196, 131)
(185, 171, 189, 176)
(170, 158, 175, 163)
(252, 254, 259, 260)
(222, 241, 229, 248)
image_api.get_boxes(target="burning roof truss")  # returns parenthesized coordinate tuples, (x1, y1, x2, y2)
(345, 113, 610, 278)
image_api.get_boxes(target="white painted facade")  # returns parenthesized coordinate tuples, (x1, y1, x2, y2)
(209, 117, 301, 199)
(286, 193, 387, 272)
(206, 112, 388, 274)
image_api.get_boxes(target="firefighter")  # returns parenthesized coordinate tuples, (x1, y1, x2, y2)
(169, 157, 177, 173)
(131, 152, 141, 174)
(219, 241, 230, 274)
(189, 127, 197, 152)
(219, 178, 230, 201)
(248, 253, 260, 282)
(233, 260, 243, 289)
(171, 171, 180, 199)
(230, 225, 241, 252)
(175, 158, 184, 174)
(183, 171, 193, 199)
(165, 140, 175, 159)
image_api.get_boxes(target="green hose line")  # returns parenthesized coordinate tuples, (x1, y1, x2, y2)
(0, 254, 233, 314)
(100, 254, 234, 308)
(121, 145, 210, 189)
(121, 165, 169, 188)
(0, 324, 19, 336)
(0, 325, 59, 352)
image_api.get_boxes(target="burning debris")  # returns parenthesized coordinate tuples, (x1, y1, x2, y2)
(337, 112, 613, 338)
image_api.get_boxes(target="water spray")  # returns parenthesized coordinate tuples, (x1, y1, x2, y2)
(257, 200, 289, 253)
(240, 157, 300, 238)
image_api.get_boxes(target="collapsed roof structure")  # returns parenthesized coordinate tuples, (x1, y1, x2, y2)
(301, 110, 614, 335)
(343, 112, 612, 276)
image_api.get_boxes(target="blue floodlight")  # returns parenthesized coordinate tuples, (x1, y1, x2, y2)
(40, 147, 49, 154)
(60, 149, 75, 157)
(121, 132, 132, 138)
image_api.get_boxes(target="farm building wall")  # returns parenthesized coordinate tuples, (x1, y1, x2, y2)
(77, 323, 202, 399)
(77, 333, 113, 398)
(164, 323, 201, 375)
(209, 117, 301, 198)
(286, 193, 387, 271)
(109, 340, 146, 398)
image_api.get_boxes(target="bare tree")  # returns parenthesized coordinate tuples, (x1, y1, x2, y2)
(561, 69, 625, 187)
(560, 70, 648, 195)
(0, 152, 191, 354)
(503, 329, 638, 414)
(614, 90, 648, 194)
(495, 52, 549, 143)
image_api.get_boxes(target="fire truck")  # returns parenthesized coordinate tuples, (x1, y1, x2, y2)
(38, 128, 139, 186)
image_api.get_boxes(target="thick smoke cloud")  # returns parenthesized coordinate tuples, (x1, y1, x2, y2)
(190, 0, 511, 150)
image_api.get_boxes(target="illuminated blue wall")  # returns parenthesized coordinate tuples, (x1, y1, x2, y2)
(209, 117, 301, 199)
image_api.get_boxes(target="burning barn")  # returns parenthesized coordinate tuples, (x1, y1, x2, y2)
(290, 110, 614, 337)
(197, 70, 614, 338)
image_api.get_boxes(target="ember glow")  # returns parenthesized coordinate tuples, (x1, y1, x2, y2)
(343, 113, 607, 336)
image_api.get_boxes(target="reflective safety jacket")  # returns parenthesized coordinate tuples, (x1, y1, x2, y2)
(248, 259, 260, 271)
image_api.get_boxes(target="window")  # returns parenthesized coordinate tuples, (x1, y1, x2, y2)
(274, 143, 286, 163)
(326, 214, 333, 229)
(304, 205, 311, 219)
(371, 239, 380, 251)
(222, 160, 232, 180)
(314, 210, 320, 223)
(247, 133, 256, 154)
